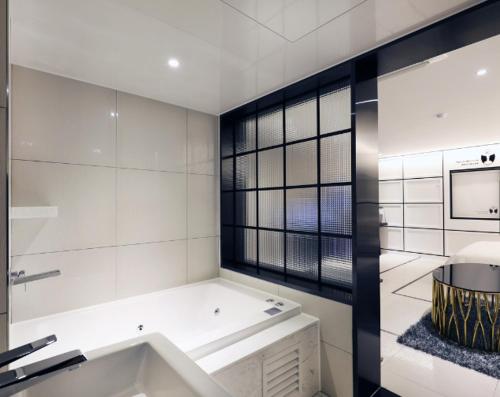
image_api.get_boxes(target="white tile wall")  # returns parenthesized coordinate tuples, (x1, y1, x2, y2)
(117, 92, 187, 172)
(380, 226, 404, 251)
(11, 160, 116, 255)
(12, 66, 116, 167)
(403, 178, 442, 203)
(117, 169, 187, 244)
(379, 157, 403, 180)
(187, 174, 217, 238)
(379, 180, 403, 203)
(116, 240, 187, 298)
(11, 247, 116, 322)
(402, 152, 442, 179)
(10, 66, 219, 321)
(187, 237, 219, 283)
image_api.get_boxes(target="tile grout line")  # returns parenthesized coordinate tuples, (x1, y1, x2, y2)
(114, 89, 118, 300)
(185, 110, 189, 283)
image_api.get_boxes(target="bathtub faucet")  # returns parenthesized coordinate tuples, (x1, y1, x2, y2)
(0, 334, 87, 396)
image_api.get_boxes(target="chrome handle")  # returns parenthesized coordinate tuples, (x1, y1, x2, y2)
(0, 335, 57, 368)
(10, 270, 61, 285)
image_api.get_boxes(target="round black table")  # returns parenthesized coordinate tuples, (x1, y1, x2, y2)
(432, 263, 500, 352)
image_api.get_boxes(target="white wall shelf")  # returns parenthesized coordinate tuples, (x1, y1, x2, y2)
(10, 206, 58, 220)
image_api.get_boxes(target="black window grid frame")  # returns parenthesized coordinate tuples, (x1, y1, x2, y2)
(220, 78, 354, 301)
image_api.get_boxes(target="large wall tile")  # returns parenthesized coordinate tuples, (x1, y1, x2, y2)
(188, 174, 217, 238)
(188, 237, 218, 283)
(321, 342, 353, 397)
(12, 66, 116, 166)
(117, 169, 187, 244)
(11, 247, 116, 322)
(11, 160, 116, 255)
(117, 92, 187, 172)
(278, 285, 352, 354)
(187, 110, 218, 175)
(116, 240, 187, 298)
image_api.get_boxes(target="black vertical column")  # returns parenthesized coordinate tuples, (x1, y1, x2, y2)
(352, 55, 380, 397)
(0, 0, 7, 353)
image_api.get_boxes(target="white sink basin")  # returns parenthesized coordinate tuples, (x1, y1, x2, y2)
(13, 334, 231, 397)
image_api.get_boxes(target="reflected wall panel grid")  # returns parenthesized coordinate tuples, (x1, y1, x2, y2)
(220, 80, 353, 295)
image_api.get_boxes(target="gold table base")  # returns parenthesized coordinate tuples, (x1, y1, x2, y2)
(432, 279, 500, 352)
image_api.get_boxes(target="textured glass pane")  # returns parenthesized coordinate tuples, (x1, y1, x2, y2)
(320, 84, 351, 134)
(286, 188, 317, 232)
(259, 230, 284, 272)
(259, 190, 284, 229)
(235, 154, 256, 189)
(220, 120, 233, 157)
(221, 226, 234, 262)
(322, 237, 352, 287)
(286, 140, 317, 186)
(321, 133, 351, 184)
(235, 116, 256, 153)
(221, 192, 233, 224)
(235, 228, 257, 265)
(287, 233, 318, 280)
(321, 186, 352, 235)
(258, 107, 283, 148)
(235, 191, 256, 226)
(221, 158, 234, 191)
(286, 95, 317, 142)
(259, 148, 283, 188)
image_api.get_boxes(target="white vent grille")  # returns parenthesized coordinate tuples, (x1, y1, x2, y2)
(263, 345, 301, 397)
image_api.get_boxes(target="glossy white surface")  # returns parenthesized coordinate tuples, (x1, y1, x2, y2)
(404, 228, 443, 255)
(403, 177, 443, 203)
(379, 157, 403, 180)
(11, 160, 116, 255)
(11, 68, 220, 317)
(380, 226, 404, 251)
(10, 279, 300, 366)
(379, 33, 500, 156)
(403, 152, 443, 179)
(444, 230, 500, 256)
(404, 203, 443, 229)
(11, 66, 116, 166)
(10, 206, 58, 219)
(12, 334, 231, 397)
(117, 92, 187, 172)
(379, 204, 403, 227)
(379, 180, 403, 203)
(11, 0, 480, 114)
(116, 240, 187, 299)
(116, 169, 187, 244)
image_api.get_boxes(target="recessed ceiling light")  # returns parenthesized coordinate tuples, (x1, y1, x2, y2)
(476, 68, 487, 76)
(168, 58, 180, 69)
(435, 112, 448, 119)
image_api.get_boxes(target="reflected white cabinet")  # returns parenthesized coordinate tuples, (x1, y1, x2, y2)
(404, 178, 442, 203)
(380, 227, 404, 251)
(379, 180, 403, 203)
(403, 152, 442, 179)
(379, 157, 403, 180)
(404, 204, 443, 229)
(380, 204, 403, 227)
(404, 228, 443, 255)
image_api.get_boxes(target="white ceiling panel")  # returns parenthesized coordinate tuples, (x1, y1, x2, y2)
(11, 0, 482, 114)
(379, 34, 500, 156)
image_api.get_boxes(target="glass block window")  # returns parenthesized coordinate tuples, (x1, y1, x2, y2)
(258, 107, 283, 149)
(220, 78, 353, 294)
(320, 84, 351, 134)
(286, 94, 317, 142)
(235, 116, 256, 153)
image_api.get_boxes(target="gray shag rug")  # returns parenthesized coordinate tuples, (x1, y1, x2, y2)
(397, 313, 500, 379)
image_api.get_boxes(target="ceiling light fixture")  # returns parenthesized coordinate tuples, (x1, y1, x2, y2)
(476, 68, 487, 76)
(167, 58, 180, 69)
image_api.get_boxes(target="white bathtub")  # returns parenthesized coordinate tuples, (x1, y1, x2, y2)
(10, 278, 301, 367)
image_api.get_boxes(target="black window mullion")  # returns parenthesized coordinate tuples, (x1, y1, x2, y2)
(283, 101, 287, 279)
(255, 115, 259, 273)
(316, 87, 322, 285)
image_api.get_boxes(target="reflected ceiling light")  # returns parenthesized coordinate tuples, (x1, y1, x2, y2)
(476, 68, 487, 76)
(167, 58, 180, 69)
